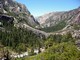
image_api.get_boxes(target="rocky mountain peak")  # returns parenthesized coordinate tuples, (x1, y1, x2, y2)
(37, 7, 80, 28)
(0, 0, 38, 27)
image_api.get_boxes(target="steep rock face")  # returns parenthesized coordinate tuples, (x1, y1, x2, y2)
(0, 0, 48, 38)
(73, 13, 80, 24)
(37, 7, 80, 28)
(0, 0, 37, 27)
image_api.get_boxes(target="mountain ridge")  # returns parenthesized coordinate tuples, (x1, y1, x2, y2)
(36, 7, 80, 32)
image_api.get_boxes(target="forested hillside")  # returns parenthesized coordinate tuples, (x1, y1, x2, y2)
(0, 0, 80, 60)
(16, 33, 80, 60)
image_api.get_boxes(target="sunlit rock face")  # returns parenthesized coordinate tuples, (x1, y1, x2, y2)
(0, 0, 38, 27)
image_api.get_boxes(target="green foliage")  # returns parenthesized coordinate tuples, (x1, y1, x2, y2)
(40, 20, 66, 32)
(73, 24, 80, 30)
(0, 26, 42, 52)
(16, 43, 26, 53)
(15, 30, 78, 60)
(45, 38, 54, 48)
(45, 34, 63, 49)
(23, 42, 80, 60)
(61, 32, 74, 42)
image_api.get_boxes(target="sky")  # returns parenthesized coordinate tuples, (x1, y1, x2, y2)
(16, 0, 80, 17)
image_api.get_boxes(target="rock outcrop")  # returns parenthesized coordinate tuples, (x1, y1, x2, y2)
(0, 15, 14, 24)
(0, 0, 38, 27)
(0, 0, 48, 38)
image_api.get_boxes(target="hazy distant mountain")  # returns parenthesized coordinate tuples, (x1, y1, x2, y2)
(37, 7, 80, 32)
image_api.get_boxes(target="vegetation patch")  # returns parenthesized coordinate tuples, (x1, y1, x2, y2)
(40, 20, 66, 32)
